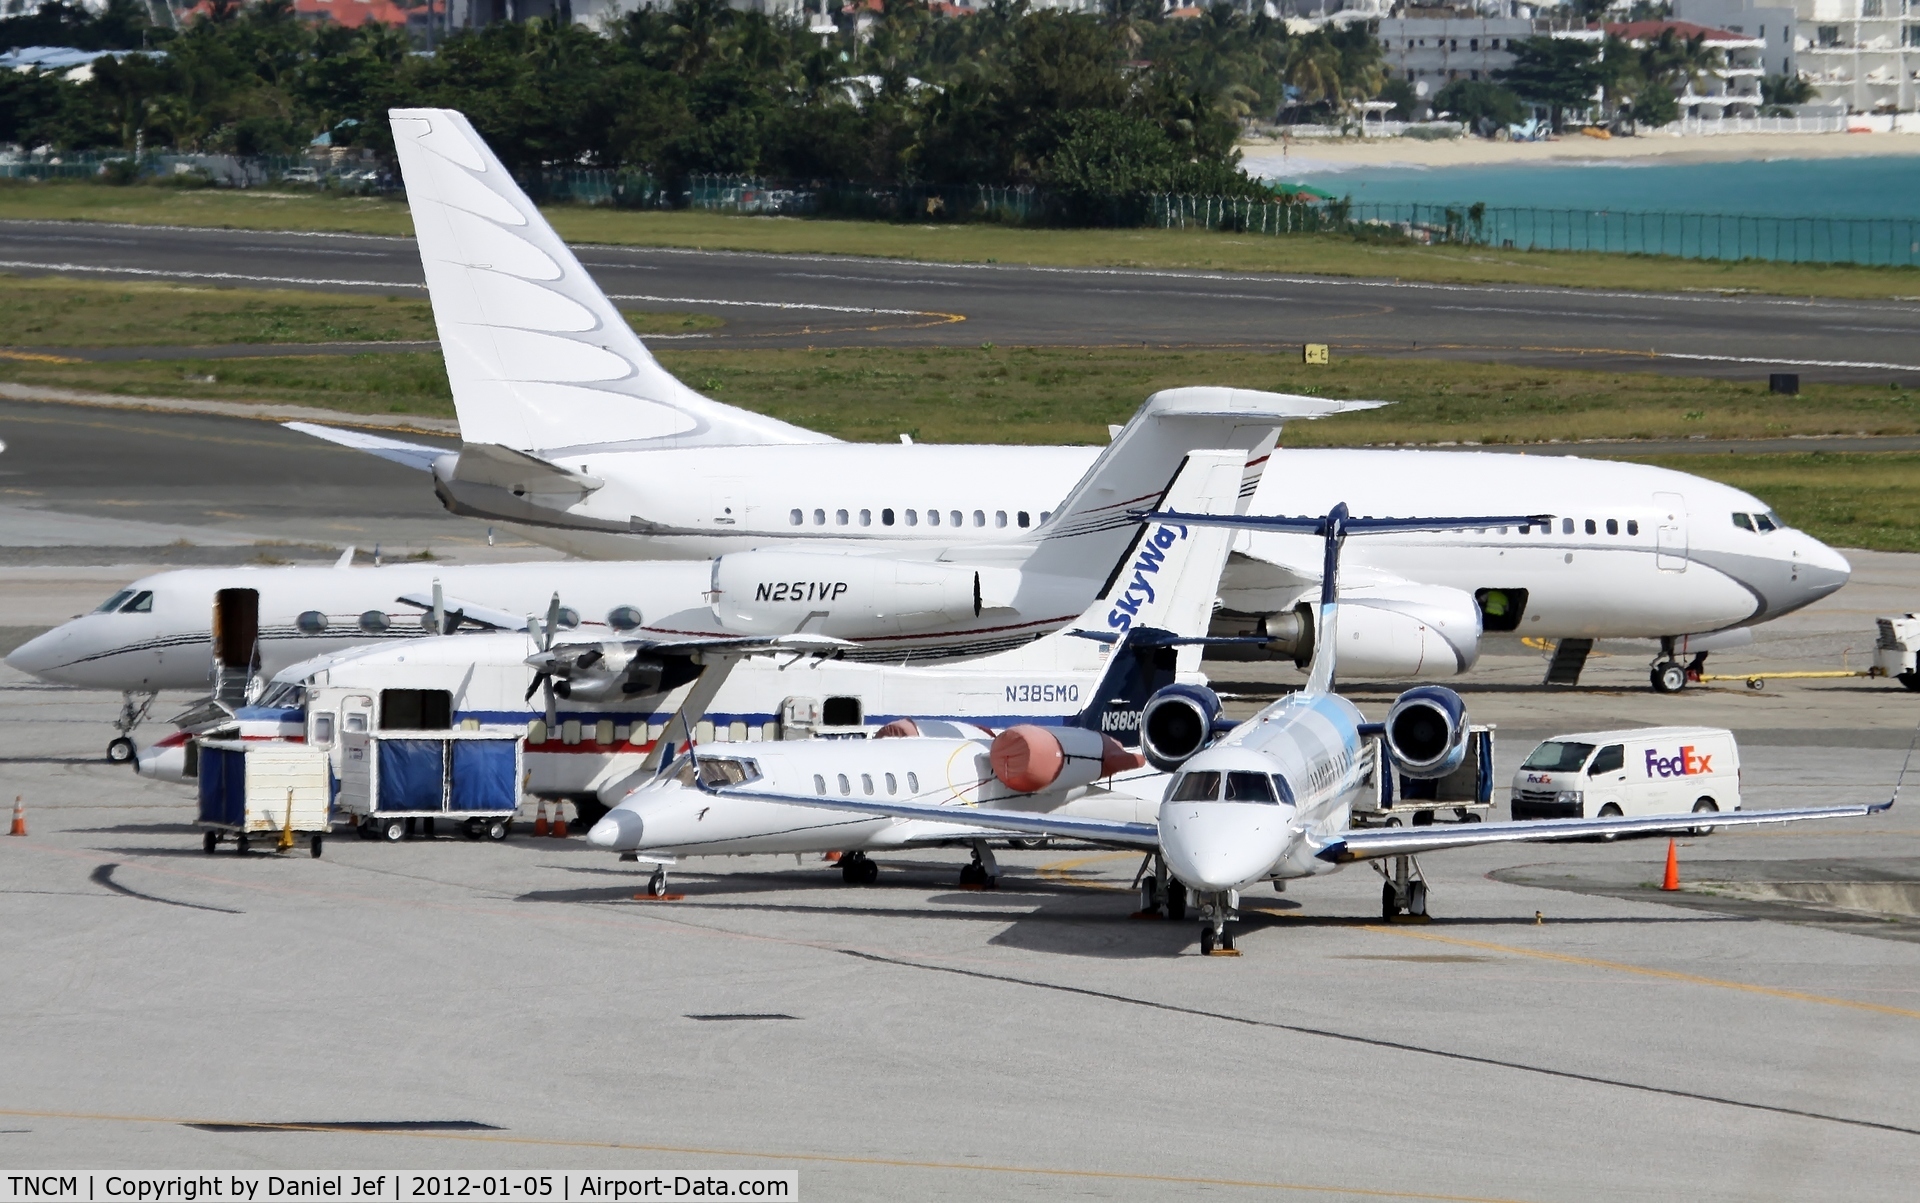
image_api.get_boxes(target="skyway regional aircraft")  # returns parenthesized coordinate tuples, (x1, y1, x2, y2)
(607, 503, 1894, 953)
(141, 451, 1252, 825)
(294, 109, 1847, 683)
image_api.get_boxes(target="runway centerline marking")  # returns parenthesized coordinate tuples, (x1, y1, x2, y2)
(1362, 926, 1920, 1019)
(0, 1106, 1533, 1200)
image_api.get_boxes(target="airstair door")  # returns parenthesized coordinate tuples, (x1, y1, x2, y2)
(1653, 492, 1687, 573)
(211, 588, 260, 705)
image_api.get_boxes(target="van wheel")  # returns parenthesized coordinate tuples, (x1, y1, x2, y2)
(383, 819, 406, 842)
(1900, 672, 1920, 692)
(1691, 798, 1719, 836)
(1597, 803, 1623, 841)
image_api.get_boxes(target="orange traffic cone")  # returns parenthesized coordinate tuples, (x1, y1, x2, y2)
(532, 800, 549, 838)
(8, 795, 24, 837)
(551, 801, 569, 839)
(1661, 839, 1680, 891)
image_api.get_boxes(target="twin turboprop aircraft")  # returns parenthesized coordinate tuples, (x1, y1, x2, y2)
(589, 497, 1893, 953)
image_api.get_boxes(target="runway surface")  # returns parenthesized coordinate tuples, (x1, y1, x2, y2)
(7, 218, 1920, 383)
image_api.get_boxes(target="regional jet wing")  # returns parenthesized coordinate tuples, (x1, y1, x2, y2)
(284, 422, 448, 472)
(394, 591, 529, 632)
(709, 786, 1162, 850)
(1314, 800, 1894, 863)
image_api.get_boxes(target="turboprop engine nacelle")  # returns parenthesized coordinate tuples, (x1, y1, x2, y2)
(1140, 683, 1223, 773)
(709, 551, 1017, 638)
(1259, 584, 1482, 680)
(540, 643, 674, 702)
(1383, 684, 1470, 779)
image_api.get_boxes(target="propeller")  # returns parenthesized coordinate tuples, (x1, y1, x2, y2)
(522, 592, 562, 729)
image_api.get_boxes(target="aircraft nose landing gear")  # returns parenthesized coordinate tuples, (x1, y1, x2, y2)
(1197, 892, 1240, 956)
(107, 691, 156, 763)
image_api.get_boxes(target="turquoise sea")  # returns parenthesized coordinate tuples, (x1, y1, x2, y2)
(1256, 152, 1920, 220)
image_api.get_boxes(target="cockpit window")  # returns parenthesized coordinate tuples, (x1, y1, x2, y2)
(1224, 772, 1278, 804)
(119, 591, 153, 613)
(1521, 741, 1595, 772)
(1732, 513, 1754, 531)
(95, 590, 135, 613)
(1754, 512, 1778, 533)
(698, 757, 760, 788)
(257, 682, 306, 709)
(1271, 774, 1298, 806)
(670, 758, 698, 787)
(1170, 771, 1221, 802)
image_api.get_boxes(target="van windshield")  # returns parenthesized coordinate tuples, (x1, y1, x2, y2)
(1521, 741, 1595, 772)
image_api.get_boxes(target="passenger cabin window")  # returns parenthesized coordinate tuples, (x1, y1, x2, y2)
(950, 510, 963, 527)
(1561, 518, 1574, 535)
(906, 771, 920, 793)
(972, 510, 985, 527)
(1171, 771, 1222, 801)
(698, 758, 760, 787)
(345, 713, 368, 733)
(359, 610, 390, 634)
(927, 509, 941, 526)
(296, 610, 328, 634)
(1733, 513, 1754, 531)
(814, 774, 826, 794)
(882, 508, 895, 526)
(905, 510, 918, 526)
(1017, 512, 1030, 528)
(860, 509, 872, 526)
(1584, 519, 1597, 535)
(823, 696, 863, 726)
(861, 773, 874, 795)
(885, 772, 897, 794)
(790, 509, 803, 526)
(1606, 519, 1618, 535)
(1521, 740, 1596, 772)
(836, 509, 849, 526)
(311, 713, 335, 746)
(837, 773, 851, 795)
(1224, 772, 1278, 804)
(1627, 520, 1639, 536)
(995, 511, 1008, 528)
(379, 689, 452, 731)
(1588, 745, 1625, 776)
(813, 509, 826, 525)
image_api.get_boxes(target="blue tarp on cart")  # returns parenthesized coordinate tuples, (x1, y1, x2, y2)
(450, 739, 517, 811)
(197, 745, 247, 826)
(377, 739, 445, 812)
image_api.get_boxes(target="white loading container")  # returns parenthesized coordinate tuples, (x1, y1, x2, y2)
(194, 740, 332, 856)
(1874, 614, 1920, 690)
(1511, 726, 1740, 825)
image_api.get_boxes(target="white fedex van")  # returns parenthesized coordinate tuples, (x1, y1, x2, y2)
(1510, 727, 1740, 827)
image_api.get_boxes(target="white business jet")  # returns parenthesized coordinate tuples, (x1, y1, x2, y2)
(629, 503, 1891, 953)
(289, 108, 1846, 694)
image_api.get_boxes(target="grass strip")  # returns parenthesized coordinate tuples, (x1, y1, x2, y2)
(1615, 451, 1920, 554)
(3, 181, 1915, 301)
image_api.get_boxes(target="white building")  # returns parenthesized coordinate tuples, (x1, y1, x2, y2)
(1608, 18, 1770, 117)
(1374, 12, 1543, 102)
(1679, 0, 1915, 111)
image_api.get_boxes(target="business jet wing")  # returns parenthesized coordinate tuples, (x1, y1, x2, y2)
(394, 591, 529, 632)
(284, 422, 447, 472)
(1315, 800, 1895, 863)
(708, 786, 1162, 849)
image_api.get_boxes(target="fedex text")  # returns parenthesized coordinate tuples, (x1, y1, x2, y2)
(1646, 746, 1712, 777)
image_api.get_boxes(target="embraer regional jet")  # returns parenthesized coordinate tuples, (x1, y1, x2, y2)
(295, 109, 1847, 688)
(602, 503, 1893, 953)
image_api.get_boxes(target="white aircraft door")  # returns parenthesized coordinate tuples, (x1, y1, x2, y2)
(1653, 492, 1687, 572)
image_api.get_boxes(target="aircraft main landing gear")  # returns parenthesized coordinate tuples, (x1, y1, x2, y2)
(840, 850, 879, 886)
(957, 841, 999, 888)
(1376, 855, 1430, 920)
(1134, 854, 1188, 921)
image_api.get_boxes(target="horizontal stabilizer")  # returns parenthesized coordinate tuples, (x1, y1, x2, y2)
(285, 422, 447, 472)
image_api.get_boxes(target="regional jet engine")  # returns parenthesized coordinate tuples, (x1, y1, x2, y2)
(1139, 683, 1224, 773)
(1382, 684, 1470, 779)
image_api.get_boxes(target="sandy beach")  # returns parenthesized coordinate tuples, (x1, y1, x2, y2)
(1238, 129, 1920, 176)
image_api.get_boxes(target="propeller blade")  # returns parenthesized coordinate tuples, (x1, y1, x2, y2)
(545, 680, 558, 729)
(544, 593, 561, 653)
(524, 671, 547, 704)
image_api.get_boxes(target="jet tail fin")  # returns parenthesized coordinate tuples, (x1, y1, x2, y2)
(1014, 388, 1381, 585)
(388, 108, 833, 456)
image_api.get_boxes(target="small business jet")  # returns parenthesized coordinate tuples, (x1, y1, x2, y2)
(624, 504, 1891, 953)
(293, 108, 1846, 689)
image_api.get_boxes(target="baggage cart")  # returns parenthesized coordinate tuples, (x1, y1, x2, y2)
(338, 727, 523, 843)
(1352, 724, 1496, 827)
(195, 740, 332, 856)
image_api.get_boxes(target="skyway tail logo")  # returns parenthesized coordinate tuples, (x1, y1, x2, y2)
(1646, 746, 1712, 777)
(1107, 524, 1188, 632)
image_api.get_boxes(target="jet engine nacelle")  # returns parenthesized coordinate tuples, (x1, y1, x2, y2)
(709, 551, 1016, 638)
(1383, 685, 1470, 779)
(989, 725, 1144, 794)
(1139, 683, 1223, 773)
(546, 643, 672, 703)
(1259, 584, 1482, 680)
